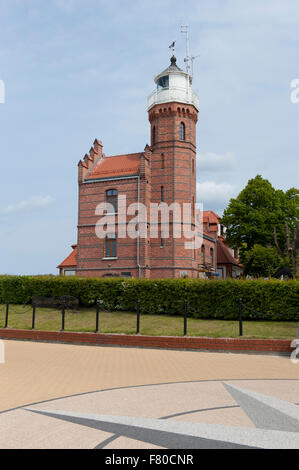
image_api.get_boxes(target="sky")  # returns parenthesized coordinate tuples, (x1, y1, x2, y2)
(0, 0, 298, 275)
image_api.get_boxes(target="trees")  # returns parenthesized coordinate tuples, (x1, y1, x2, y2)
(239, 244, 283, 278)
(221, 175, 299, 275)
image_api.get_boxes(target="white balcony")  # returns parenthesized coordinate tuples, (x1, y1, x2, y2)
(147, 86, 199, 111)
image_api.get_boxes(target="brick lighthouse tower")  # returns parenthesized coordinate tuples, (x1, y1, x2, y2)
(147, 54, 200, 278)
(57, 47, 217, 279)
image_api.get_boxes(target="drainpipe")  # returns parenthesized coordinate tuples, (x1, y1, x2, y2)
(137, 175, 141, 279)
(215, 237, 217, 275)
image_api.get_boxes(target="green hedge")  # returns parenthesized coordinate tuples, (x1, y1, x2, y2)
(0, 276, 298, 321)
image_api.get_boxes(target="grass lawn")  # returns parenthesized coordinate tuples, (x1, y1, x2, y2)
(0, 304, 297, 339)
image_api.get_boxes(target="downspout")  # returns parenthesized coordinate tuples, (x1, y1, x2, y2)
(215, 236, 217, 275)
(137, 175, 141, 279)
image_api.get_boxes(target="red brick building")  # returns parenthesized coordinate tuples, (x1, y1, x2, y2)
(58, 56, 217, 279)
(203, 211, 242, 279)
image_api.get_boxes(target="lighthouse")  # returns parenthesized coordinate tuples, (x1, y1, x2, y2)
(148, 55, 199, 112)
(58, 45, 217, 279)
(147, 54, 200, 278)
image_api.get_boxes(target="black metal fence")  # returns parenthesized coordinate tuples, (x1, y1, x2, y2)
(0, 296, 274, 338)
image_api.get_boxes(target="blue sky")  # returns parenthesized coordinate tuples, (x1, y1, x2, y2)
(0, 0, 298, 275)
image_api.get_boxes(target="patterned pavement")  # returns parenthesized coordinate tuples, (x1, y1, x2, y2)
(0, 340, 299, 449)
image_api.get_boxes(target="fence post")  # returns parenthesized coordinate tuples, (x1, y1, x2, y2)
(239, 298, 243, 337)
(184, 299, 188, 336)
(5, 303, 9, 329)
(136, 300, 141, 335)
(61, 306, 65, 332)
(95, 300, 100, 333)
(32, 303, 36, 330)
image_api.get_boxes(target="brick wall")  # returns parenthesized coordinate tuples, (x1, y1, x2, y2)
(148, 102, 199, 278)
(0, 329, 293, 355)
(74, 100, 217, 279)
(77, 177, 141, 278)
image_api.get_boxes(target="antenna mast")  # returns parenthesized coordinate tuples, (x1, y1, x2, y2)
(191, 54, 200, 78)
(181, 25, 191, 77)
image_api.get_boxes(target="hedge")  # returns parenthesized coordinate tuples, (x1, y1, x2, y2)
(0, 276, 298, 321)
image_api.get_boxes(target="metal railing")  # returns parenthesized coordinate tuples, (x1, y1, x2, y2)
(0, 297, 298, 338)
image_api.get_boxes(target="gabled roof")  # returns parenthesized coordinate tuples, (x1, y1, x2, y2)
(86, 153, 142, 180)
(203, 210, 220, 225)
(217, 238, 240, 266)
(57, 245, 77, 269)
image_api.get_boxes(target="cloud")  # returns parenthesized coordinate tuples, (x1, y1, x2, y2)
(198, 152, 236, 172)
(2, 196, 55, 215)
(197, 181, 235, 211)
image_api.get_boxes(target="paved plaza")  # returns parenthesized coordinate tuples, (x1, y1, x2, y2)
(0, 340, 299, 448)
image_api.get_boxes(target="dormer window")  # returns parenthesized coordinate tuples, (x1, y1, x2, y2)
(157, 75, 169, 90)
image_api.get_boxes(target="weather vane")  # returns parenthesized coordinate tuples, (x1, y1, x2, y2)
(169, 41, 176, 56)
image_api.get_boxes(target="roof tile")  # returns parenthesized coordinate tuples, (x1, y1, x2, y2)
(86, 153, 142, 180)
(57, 245, 77, 269)
(217, 238, 240, 266)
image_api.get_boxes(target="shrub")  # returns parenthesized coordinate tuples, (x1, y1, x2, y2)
(0, 276, 298, 321)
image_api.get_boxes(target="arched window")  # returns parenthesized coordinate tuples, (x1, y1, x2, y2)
(179, 122, 185, 141)
(201, 245, 205, 265)
(106, 189, 118, 213)
(161, 186, 165, 202)
(152, 126, 156, 146)
(105, 234, 117, 258)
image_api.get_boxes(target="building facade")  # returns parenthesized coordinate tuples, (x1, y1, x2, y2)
(58, 56, 217, 278)
(203, 211, 242, 279)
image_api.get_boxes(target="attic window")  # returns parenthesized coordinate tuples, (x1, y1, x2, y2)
(157, 75, 169, 90)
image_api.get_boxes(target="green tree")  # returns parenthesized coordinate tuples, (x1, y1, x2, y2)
(239, 244, 284, 278)
(221, 175, 299, 273)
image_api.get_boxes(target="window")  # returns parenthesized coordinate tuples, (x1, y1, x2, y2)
(64, 270, 76, 276)
(161, 186, 165, 202)
(179, 122, 185, 141)
(121, 272, 132, 278)
(210, 248, 214, 265)
(157, 75, 169, 90)
(106, 189, 118, 213)
(152, 126, 156, 146)
(201, 245, 205, 265)
(105, 234, 117, 258)
(160, 233, 165, 248)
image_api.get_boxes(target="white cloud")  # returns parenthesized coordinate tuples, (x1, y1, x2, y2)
(197, 181, 235, 209)
(198, 152, 236, 172)
(2, 196, 55, 215)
